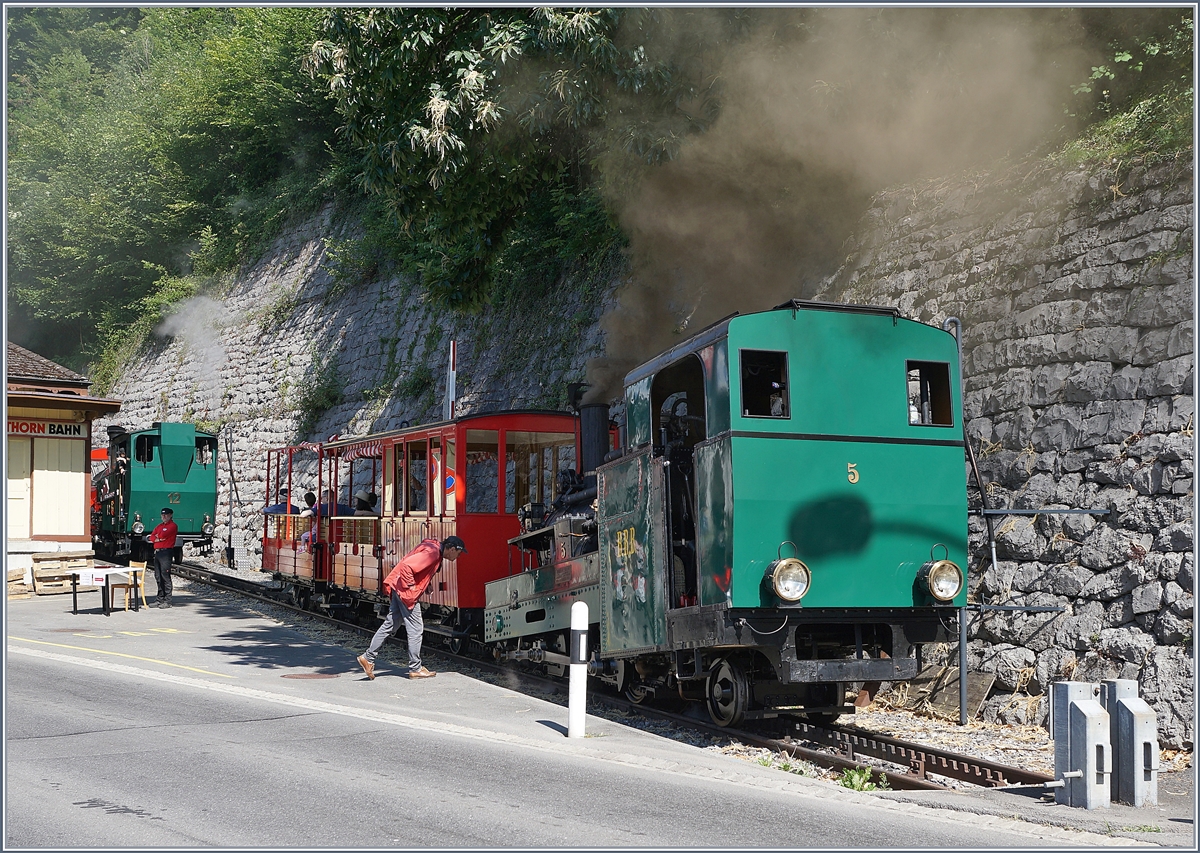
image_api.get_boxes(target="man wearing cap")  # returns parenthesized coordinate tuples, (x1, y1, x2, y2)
(146, 507, 178, 608)
(358, 536, 467, 679)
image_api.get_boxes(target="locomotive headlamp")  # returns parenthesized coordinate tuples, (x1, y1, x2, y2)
(766, 557, 811, 602)
(202, 514, 214, 535)
(919, 559, 963, 602)
(132, 513, 144, 535)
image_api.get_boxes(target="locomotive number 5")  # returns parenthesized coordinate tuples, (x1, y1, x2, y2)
(847, 463, 860, 484)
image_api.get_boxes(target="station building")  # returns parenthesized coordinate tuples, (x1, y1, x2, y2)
(6, 342, 121, 576)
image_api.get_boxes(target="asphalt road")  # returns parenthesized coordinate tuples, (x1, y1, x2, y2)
(5, 586, 1141, 849)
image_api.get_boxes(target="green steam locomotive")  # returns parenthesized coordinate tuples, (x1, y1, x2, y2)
(93, 422, 218, 563)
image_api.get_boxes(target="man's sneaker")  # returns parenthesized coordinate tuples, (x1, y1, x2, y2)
(155, 600, 168, 609)
(407, 667, 436, 679)
(357, 655, 375, 680)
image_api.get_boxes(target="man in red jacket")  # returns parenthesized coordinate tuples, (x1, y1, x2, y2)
(358, 535, 466, 679)
(146, 507, 178, 608)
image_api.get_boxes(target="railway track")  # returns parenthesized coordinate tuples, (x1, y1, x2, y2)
(175, 561, 1053, 794)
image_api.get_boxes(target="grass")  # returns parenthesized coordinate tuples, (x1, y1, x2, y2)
(1055, 88, 1194, 167)
(838, 766, 890, 791)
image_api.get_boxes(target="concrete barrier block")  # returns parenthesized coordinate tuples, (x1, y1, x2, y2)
(1115, 697, 1159, 807)
(1068, 699, 1111, 809)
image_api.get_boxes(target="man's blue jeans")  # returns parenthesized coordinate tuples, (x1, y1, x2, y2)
(364, 588, 423, 672)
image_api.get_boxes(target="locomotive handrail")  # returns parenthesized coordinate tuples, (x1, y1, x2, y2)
(974, 508, 1111, 516)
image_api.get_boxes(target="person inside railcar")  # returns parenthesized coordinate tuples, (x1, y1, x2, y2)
(298, 491, 317, 518)
(263, 487, 298, 515)
(356, 536, 467, 681)
(353, 490, 378, 517)
(318, 487, 355, 517)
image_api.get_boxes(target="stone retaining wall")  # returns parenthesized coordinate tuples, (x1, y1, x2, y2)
(95, 205, 616, 567)
(817, 155, 1194, 748)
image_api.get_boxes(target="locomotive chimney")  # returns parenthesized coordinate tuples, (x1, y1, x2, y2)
(579, 403, 610, 481)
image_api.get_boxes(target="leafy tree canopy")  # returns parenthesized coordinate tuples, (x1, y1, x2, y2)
(305, 7, 742, 308)
(7, 7, 338, 364)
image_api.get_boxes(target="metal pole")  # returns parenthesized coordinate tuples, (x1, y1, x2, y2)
(224, 430, 237, 569)
(944, 314, 970, 726)
(959, 606, 968, 725)
(568, 601, 588, 738)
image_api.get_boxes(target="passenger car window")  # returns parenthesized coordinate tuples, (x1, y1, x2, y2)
(407, 440, 428, 513)
(465, 430, 499, 513)
(906, 361, 953, 426)
(740, 350, 789, 418)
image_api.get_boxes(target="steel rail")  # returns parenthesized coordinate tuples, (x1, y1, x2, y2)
(175, 562, 1042, 794)
(790, 720, 1054, 787)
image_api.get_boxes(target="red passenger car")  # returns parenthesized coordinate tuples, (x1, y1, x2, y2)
(262, 411, 584, 637)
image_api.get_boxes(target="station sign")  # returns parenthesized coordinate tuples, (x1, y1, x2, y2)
(7, 418, 87, 439)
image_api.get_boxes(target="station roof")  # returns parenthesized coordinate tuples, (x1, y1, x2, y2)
(6, 342, 122, 416)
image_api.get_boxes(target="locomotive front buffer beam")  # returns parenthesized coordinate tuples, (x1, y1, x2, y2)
(668, 606, 947, 685)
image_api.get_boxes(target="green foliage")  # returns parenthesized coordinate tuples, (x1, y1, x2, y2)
(306, 7, 721, 310)
(1071, 11, 1193, 119)
(7, 7, 342, 365)
(398, 364, 436, 401)
(1056, 87, 1193, 166)
(838, 766, 889, 792)
(295, 353, 344, 438)
(88, 272, 206, 394)
(490, 178, 626, 303)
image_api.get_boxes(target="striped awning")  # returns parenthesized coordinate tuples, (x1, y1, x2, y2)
(341, 440, 384, 462)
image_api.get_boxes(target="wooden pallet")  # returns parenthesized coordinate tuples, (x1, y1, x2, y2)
(31, 551, 96, 595)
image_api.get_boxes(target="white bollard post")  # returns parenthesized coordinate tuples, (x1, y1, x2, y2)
(567, 601, 588, 738)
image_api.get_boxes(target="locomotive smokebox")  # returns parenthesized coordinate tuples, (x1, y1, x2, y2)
(579, 403, 610, 479)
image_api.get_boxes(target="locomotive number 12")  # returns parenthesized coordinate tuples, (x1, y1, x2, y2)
(847, 463, 860, 484)
(167, 492, 181, 503)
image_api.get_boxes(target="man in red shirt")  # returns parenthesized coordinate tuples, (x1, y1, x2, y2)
(358, 535, 466, 679)
(146, 507, 179, 608)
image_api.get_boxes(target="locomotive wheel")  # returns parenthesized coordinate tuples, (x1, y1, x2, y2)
(706, 658, 749, 728)
(446, 636, 464, 655)
(625, 682, 651, 704)
(614, 660, 649, 704)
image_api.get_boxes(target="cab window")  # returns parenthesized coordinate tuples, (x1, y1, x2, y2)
(740, 350, 789, 418)
(134, 435, 156, 462)
(906, 361, 953, 426)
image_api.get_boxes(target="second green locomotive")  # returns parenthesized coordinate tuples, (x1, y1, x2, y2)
(93, 422, 218, 563)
